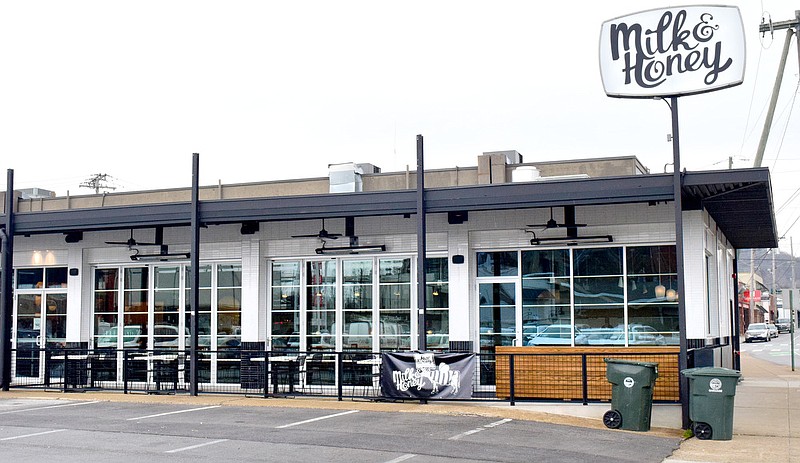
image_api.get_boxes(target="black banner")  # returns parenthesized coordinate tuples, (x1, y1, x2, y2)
(380, 352, 475, 399)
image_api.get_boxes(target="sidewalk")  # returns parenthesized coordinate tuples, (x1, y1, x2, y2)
(665, 352, 800, 463)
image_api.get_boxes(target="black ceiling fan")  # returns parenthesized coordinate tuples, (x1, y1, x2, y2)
(291, 219, 342, 240)
(527, 206, 587, 230)
(105, 229, 160, 248)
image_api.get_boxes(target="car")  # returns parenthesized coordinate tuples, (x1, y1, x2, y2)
(775, 318, 791, 333)
(744, 323, 770, 342)
(767, 323, 779, 339)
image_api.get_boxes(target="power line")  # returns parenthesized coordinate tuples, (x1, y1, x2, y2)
(79, 174, 117, 194)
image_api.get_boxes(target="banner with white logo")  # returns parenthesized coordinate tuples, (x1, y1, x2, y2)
(380, 352, 476, 399)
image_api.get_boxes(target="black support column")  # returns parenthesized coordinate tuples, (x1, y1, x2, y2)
(416, 135, 427, 352)
(1, 169, 15, 390)
(189, 154, 200, 395)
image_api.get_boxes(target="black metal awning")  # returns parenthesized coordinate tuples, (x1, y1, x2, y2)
(2, 168, 777, 249)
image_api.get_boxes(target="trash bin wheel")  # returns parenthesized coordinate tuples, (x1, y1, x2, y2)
(693, 422, 713, 440)
(603, 410, 623, 429)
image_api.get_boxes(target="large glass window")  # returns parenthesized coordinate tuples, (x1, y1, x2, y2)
(572, 248, 623, 346)
(342, 259, 373, 351)
(92, 262, 239, 384)
(271, 261, 300, 351)
(477, 252, 518, 277)
(521, 250, 571, 345)
(425, 257, 449, 350)
(153, 266, 181, 348)
(94, 269, 119, 349)
(479, 245, 677, 348)
(378, 258, 411, 351)
(306, 260, 336, 351)
(122, 267, 148, 349)
(626, 245, 678, 345)
(216, 264, 242, 383)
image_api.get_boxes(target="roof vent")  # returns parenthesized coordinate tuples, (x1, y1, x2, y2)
(511, 166, 540, 182)
(329, 163, 381, 193)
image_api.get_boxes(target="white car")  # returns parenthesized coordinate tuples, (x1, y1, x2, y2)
(744, 323, 770, 343)
(767, 323, 779, 339)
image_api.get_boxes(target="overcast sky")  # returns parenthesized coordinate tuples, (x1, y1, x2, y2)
(1, 1, 799, 254)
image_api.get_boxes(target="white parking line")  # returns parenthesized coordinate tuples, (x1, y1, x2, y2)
(0, 429, 66, 441)
(384, 454, 417, 463)
(165, 439, 229, 453)
(127, 405, 221, 421)
(275, 410, 359, 429)
(449, 418, 512, 440)
(0, 400, 100, 415)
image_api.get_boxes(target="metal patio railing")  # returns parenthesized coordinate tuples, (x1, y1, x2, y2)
(8, 348, 681, 404)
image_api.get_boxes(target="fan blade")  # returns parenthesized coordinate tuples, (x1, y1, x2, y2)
(291, 233, 322, 238)
(556, 223, 588, 228)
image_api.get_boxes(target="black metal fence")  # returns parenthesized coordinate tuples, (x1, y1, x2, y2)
(8, 348, 681, 404)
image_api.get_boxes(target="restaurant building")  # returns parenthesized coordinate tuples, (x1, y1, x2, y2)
(0, 152, 777, 398)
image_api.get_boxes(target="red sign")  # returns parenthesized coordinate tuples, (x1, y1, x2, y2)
(742, 290, 761, 303)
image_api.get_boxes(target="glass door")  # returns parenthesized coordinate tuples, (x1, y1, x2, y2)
(14, 267, 68, 381)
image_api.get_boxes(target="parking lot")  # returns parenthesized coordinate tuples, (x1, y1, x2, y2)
(0, 395, 680, 462)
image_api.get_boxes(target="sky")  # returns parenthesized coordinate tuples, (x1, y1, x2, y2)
(1, 1, 799, 252)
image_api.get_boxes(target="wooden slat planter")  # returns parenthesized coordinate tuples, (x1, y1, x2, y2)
(495, 346, 680, 402)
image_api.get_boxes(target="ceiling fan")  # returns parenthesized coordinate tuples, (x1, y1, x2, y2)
(291, 219, 342, 240)
(527, 206, 587, 230)
(105, 229, 160, 248)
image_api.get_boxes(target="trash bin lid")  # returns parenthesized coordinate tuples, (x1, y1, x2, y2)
(604, 358, 658, 368)
(681, 366, 741, 378)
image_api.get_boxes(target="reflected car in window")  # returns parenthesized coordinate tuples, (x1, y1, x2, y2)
(526, 324, 586, 346)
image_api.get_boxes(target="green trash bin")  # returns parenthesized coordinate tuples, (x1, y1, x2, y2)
(603, 358, 659, 431)
(681, 367, 741, 440)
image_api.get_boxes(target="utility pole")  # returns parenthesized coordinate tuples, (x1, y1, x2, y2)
(755, 11, 800, 166)
(772, 249, 777, 320)
(79, 173, 116, 194)
(789, 236, 795, 371)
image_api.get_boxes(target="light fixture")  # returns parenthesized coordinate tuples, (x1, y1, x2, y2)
(315, 244, 386, 255)
(130, 244, 189, 262)
(655, 284, 666, 299)
(665, 288, 678, 301)
(131, 252, 190, 262)
(130, 246, 190, 262)
(530, 235, 613, 246)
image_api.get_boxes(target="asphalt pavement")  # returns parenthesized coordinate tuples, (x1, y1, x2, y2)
(1, 342, 798, 462)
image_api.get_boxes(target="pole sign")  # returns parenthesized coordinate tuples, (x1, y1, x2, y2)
(599, 5, 745, 98)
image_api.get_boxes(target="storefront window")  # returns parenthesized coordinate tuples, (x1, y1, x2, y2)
(306, 260, 336, 351)
(489, 245, 677, 348)
(123, 267, 148, 349)
(425, 257, 449, 350)
(521, 250, 571, 345)
(153, 266, 181, 349)
(271, 261, 300, 351)
(379, 258, 411, 351)
(477, 251, 518, 277)
(343, 259, 373, 351)
(626, 245, 679, 345)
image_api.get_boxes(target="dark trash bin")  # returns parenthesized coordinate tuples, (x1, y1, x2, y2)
(681, 367, 741, 440)
(603, 358, 659, 432)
